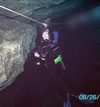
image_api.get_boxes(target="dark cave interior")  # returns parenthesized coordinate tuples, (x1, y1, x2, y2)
(0, 1, 100, 107)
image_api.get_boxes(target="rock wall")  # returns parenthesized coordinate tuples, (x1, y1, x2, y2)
(0, 0, 84, 21)
(0, 0, 84, 90)
(0, 18, 36, 91)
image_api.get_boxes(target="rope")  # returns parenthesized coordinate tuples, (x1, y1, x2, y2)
(0, 5, 44, 26)
(0, 5, 74, 26)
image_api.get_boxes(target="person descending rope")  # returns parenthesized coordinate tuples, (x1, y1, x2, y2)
(33, 23, 75, 107)
(33, 22, 94, 107)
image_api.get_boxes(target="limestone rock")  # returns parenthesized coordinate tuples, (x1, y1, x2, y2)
(0, 18, 36, 91)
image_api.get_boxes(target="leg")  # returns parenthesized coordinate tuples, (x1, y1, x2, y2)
(51, 69, 67, 102)
(57, 63, 75, 94)
(47, 60, 68, 101)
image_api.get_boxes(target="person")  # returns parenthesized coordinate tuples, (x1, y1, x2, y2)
(33, 24, 74, 107)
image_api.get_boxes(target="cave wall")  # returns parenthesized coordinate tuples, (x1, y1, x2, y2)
(0, 18, 37, 91)
(0, 0, 84, 21)
(0, 0, 84, 91)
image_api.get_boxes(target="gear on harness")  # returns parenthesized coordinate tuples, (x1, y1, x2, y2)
(54, 55, 66, 70)
(54, 55, 62, 64)
(37, 61, 40, 65)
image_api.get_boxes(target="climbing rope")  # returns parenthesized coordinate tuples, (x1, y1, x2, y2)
(0, 5, 73, 26)
(0, 5, 44, 26)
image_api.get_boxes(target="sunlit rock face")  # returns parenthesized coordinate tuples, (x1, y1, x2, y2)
(0, 0, 84, 90)
(0, 18, 36, 91)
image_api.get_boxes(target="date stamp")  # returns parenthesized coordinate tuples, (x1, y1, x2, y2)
(79, 94, 100, 100)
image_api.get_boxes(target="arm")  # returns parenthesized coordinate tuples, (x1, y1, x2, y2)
(42, 23, 48, 28)
(34, 51, 45, 60)
(34, 52, 40, 58)
(50, 31, 59, 48)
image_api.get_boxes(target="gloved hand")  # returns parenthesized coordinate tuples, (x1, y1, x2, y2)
(42, 23, 48, 28)
(41, 57, 45, 60)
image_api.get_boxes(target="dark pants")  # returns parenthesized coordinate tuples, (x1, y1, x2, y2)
(47, 59, 74, 101)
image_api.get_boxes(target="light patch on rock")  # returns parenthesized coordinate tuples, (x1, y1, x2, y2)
(0, 18, 37, 91)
